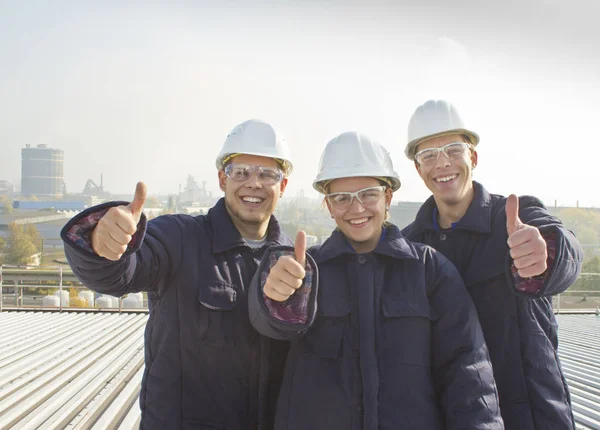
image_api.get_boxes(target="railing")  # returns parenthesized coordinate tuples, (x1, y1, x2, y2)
(0, 265, 148, 313)
(1, 265, 600, 314)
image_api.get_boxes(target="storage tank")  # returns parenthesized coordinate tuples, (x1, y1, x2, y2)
(21, 144, 65, 198)
(78, 291, 95, 307)
(53, 290, 69, 307)
(96, 295, 116, 309)
(122, 293, 143, 309)
(43, 295, 60, 307)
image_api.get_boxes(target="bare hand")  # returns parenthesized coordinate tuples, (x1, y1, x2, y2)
(91, 182, 147, 261)
(506, 194, 547, 278)
(264, 231, 307, 302)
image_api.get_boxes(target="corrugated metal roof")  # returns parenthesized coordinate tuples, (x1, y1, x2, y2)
(0, 311, 598, 429)
(0, 311, 146, 429)
(557, 314, 600, 429)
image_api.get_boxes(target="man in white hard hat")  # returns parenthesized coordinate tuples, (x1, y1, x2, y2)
(61, 119, 294, 429)
(402, 100, 583, 430)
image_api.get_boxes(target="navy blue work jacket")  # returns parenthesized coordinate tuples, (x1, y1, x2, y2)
(249, 224, 504, 430)
(402, 181, 583, 430)
(61, 198, 292, 430)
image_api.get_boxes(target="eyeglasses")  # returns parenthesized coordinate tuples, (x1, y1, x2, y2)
(414, 142, 472, 166)
(325, 186, 386, 211)
(224, 163, 284, 185)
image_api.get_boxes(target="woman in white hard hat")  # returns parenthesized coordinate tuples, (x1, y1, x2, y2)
(248, 132, 504, 430)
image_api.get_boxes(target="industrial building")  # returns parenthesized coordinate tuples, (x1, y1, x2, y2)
(21, 144, 65, 199)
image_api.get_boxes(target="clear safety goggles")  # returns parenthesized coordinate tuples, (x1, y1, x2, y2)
(224, 163, 284, 185)
(414, 142, 472, 166)
(325, 186, 386, 211)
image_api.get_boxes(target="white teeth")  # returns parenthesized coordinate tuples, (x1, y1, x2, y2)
(349, 218, 369, 225)
(242, 197, 262, 203)
(436, 175, 457, 183)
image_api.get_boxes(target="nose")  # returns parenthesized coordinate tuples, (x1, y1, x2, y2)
(244, 171, 262, 188)
(348, 196, 366, 213)
(434, 150, 451, 168)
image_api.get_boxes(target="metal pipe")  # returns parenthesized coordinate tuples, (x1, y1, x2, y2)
(59, 267, 63, 312)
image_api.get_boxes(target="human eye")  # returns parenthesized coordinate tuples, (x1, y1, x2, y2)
(359, 188, 382, 201)
(259, 167, 280, 182)
(230, 164, 250, 180)
(332, 193, 351, 205)
(419, 149, 437, 163)
(446, 143, 465, 157)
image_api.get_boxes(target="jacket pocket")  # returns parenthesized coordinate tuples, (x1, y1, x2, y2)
(303, 296, 351, 359)
(381, 299, 432, 366)
(197, 281, 237, 347)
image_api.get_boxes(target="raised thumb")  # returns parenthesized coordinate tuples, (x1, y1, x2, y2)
(129, 181, 147, 221)
(295, 230, 307, 268)
(506, 194, 522, 236)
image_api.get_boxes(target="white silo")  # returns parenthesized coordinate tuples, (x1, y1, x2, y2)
(43, 295, 60, 307)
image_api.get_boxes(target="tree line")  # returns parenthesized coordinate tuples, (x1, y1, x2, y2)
(0, 222, 42, 266)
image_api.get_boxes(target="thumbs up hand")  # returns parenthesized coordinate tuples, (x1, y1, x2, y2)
(264, 231, 307, 302)
(92, 182, 147, 261)
(506, 194, 547, 278)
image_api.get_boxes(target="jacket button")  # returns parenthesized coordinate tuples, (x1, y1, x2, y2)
(357, 255, 367, 264)
(357, 405, 364, 414)
(439, 233, 447, 241)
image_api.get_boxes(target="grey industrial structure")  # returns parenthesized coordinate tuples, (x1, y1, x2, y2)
(21, 144, 65, 199)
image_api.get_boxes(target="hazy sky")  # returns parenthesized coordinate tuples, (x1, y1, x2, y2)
(1, 0, 599, 206)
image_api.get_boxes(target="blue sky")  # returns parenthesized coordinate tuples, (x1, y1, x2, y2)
(1, 0, 599, 206)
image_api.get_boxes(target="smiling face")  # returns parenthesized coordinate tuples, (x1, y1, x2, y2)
(415, 133, 477, 217)
(326, 176, 392, 254)
(218, 154, 288, 239)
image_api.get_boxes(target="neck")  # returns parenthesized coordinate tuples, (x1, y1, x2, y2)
(434, 188, 475, 229)
(347, 226, 383, 254)
(228, 214, 270, 241)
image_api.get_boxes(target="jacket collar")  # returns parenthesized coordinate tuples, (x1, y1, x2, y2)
(412, 181, 493, 235)
(315, 224, 419, 264)
(208, 198, 289, 253)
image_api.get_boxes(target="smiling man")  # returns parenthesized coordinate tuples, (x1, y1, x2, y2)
(401, 100, 583, 430)
(61, 119, 293, 430)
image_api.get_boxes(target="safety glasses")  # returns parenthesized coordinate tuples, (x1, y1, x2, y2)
(224, 163, 284, 185)
(325, 186, 386, 211)
(414, 142, 471, 166)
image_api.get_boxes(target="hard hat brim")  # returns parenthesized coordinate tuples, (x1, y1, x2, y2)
(313, 172, 401, 194)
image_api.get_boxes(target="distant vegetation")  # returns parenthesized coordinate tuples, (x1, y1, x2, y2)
(0, 222, 42, 266)
(552, 207, 600, 246)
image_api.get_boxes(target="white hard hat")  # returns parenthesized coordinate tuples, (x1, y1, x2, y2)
(405, 100, 479, 160)
(313, 131, 401, 193)
(215, 119, 293, 176)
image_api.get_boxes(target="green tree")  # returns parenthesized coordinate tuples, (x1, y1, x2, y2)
(25, 224, 42, 252)
(0, 236, 5, 264)
(0, 195, 13, 213)
(5, 222, 38, 265)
